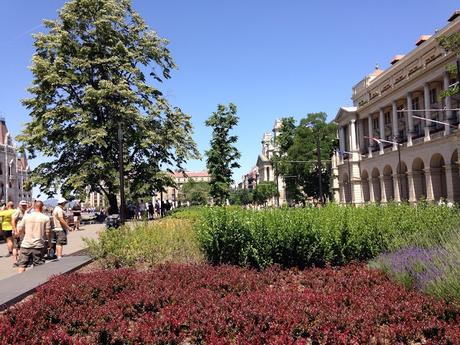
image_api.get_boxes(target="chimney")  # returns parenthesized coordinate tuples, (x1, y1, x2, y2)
(416, 35, 432, 46)
(390, 55, 405, 65)
(448, 10, 460, 22)
(0, 117, 8, 145)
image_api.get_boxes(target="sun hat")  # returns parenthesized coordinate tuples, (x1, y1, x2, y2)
(57, 197, 67, 204)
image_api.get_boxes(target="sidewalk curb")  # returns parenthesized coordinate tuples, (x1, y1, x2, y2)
(0, 255, 93, 312)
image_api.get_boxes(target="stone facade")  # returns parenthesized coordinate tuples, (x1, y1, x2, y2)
(333, 11, 460, 205)
(161, 171, 211, 207)
(241, 120, 287, 206)
(85, 189, 107, 209)
(240, 166, 258, 190)
(0, 118, 32, 204)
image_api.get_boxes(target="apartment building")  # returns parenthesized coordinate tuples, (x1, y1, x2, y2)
(332, 10, 460, 204)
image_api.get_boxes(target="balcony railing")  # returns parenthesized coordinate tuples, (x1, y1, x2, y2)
(412, 136, 425, 145)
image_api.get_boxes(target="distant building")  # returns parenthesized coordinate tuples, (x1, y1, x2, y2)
(241, 120, 287, 206)
(85, 188, 107, 210)
(0, 118, 32, 204)
(84, 171, 212, 210)
(333, 10, 460, 205)
(160, 171, 211, 207)
(240, 166, 258, 190)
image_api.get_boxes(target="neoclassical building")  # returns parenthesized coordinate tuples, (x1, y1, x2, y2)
(333, 10, 460, 205)
(164, 171, 211, 206)
(241, 120, 287, 206)
(0, 118, 32, 204)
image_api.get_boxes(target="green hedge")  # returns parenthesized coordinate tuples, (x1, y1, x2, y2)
(197, 204, 460, 269)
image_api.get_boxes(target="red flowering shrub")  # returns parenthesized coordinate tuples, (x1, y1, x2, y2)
(1, 264, 460, 344)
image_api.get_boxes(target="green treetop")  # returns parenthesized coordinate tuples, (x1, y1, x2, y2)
(179, 179, 211, 206)
(438, 32, 460, 98)
(253, 181, 278, 206)
(273, 113, 337, 204)
(18, 0, 199, 213)
(205, 103, 241, 205)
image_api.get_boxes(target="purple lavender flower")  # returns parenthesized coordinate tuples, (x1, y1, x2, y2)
(376, 246, 456, 291)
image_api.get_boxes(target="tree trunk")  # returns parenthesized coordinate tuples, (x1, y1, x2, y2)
(107, 193, 119, 215)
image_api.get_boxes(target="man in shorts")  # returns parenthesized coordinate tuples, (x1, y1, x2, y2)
(52, 198, 71, 259)
(17, 200, 51, 273)
(11, 200, 29, 264)
(0, 201, 16, 258)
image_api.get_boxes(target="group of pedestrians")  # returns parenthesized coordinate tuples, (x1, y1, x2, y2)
(0, 197, 75, 273)
(133, 200, 173, 220)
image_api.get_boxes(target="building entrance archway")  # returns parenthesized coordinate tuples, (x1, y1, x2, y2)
(383, 165, 394, 201)
(361, 170, 370, 202)
(371, 168, 381, 202)
(397, 161, 409, 201)
(342, 173, 352, 203)
(412, 158, 426, 201)
(430, 153, 447, 201)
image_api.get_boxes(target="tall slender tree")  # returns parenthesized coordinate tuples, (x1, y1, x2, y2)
(205, 103, 241, 205)
(18, 0, 199, 213)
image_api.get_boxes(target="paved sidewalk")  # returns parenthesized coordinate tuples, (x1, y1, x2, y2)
(0, 255, 91, 311)
(0, 223, 104, 281)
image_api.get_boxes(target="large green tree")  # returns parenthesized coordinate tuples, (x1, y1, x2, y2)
(253, 181, 278, 206)
(18, 0, 199, 213)
(205, 103, 241, 205)
(179, 179, 211, 206)
(229, 188, 253, 206)
(273, 113, 337, 204)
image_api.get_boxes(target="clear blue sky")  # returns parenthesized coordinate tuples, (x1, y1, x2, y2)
(0, 0, 459, 192)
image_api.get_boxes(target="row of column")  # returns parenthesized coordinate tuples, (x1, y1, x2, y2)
(338, 119, 357, 162)
(364, 73, 454, 156)
(362, 164, 457, 203)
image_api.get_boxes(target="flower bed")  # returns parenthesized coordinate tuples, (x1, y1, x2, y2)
(371, 230, 460, 303)
(1, 264, 460, 344)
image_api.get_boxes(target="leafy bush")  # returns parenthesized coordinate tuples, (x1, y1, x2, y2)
(197, 203, 460, 269)
(85, 218, 203, 268)
(167, 206, 207, 221)
(1, 264, 459, 344)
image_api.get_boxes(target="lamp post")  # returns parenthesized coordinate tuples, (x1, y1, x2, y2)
(305, 122, 324, 204)
(4, 132, 9, 203)
(316, 135, 323, 204)
(118, 123, 126, 224)
(393, 136, 403, 202)
(272, 159, 280, 207)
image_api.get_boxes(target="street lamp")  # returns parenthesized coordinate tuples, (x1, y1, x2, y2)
(4, 132, 9, 203)
(305, 122, 324, 204)
(393, 136, 403, 202)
